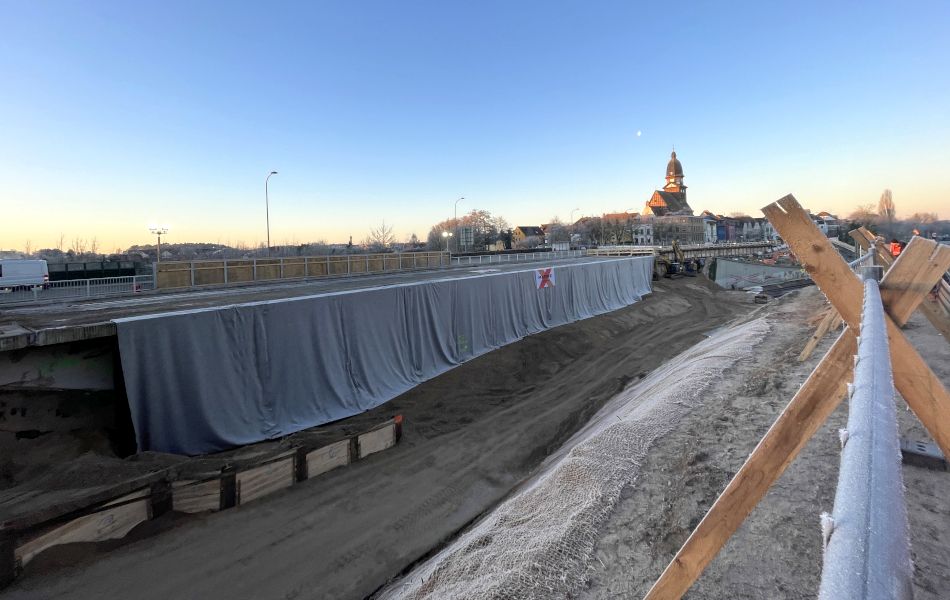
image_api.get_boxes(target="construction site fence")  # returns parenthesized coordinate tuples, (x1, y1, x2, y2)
(0, 275, 155, 305)
(449, 249, 586, 266)
(586, 241, 776, 257)
(153, 252, 449, 289)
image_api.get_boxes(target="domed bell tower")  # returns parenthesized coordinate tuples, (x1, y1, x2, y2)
(663, 150, 686, 194)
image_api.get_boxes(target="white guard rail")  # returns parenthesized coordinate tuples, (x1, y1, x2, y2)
(450, 250, 587, 266)
(0, 275, 154, 305)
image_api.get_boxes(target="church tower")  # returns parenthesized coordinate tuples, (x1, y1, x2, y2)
(663, 150, 686, 194)
(644, 149, 693, 216)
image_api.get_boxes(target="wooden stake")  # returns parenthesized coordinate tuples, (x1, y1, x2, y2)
(766, 196, 950, 457)
(643, 329, 856, 600)
(799, 308, 838, 361)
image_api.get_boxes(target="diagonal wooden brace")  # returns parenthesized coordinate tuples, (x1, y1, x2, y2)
(643, 197, 950, 600)
(765, 194, 950, 457)
(851, 225, 950, 341)
(642, 329, 856, 600)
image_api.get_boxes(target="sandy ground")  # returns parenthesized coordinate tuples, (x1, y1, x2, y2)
(578, 287, 950, 599)
(3, 277, 748, 599)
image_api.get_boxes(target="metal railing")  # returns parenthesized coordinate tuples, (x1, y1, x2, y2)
(450, 250, 587, 266)
(817, 275, 912, 599)
(154, 252, 449, 289)
(0, 275, 154, 305)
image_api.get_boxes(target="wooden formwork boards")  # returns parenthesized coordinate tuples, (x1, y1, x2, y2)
(154, 252, 448, 289)
(0, 416, 403, 588)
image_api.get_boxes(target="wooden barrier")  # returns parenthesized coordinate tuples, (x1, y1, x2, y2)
(155, 252, 448, 289)
(2, 416, 403, 586)
(643, 195, 950, 600)
(15, 488, 151, 569)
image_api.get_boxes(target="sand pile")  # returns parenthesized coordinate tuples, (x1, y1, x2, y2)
(380, 317, 769, 599)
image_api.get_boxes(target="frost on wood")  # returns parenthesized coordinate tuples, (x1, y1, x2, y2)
(380, 318, 770, 600)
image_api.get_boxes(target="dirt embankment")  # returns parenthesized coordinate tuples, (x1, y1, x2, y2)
(579, 287, 950, 599)
(5, 278, 748, 600)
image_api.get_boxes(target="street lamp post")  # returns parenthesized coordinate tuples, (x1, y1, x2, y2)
(441, 230, 453, 252)
(453, 196, 465, 253)
(266, 170, 278, 256)
(569, 207, 580, 247)
(149, 226, 169, 263)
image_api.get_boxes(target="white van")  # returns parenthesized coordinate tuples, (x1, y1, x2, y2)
(0, 259, 50, 291)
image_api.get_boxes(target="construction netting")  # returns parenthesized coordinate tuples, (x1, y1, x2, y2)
(115, 257, 653, 454)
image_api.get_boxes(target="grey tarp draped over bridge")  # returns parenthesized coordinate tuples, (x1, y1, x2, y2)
(114, 257, 653, 455)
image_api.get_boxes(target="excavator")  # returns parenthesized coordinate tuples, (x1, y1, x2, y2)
(660, 240, 703, 279)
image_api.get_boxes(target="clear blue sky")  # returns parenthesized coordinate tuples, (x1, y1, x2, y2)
(1, 0, 948, 250)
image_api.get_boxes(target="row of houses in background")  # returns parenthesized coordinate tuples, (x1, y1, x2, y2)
(509, 151, 842, 248)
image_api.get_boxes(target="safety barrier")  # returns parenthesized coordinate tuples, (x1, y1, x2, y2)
(644, 197, 950, 600)
(153, 252, 448, 289)
(0, 416, 403, 589)
(0, 275, 154, 305)
(450, 250, 586, 266)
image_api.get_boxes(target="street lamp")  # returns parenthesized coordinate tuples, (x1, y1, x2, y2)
(266, 170, 278, 255)
(569, 207, 580, 246)
(453, 196, 465, 253)
(149, 225, 169, 263)
(441, 230, 454, 252)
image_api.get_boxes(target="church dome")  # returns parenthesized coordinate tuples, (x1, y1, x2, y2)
(666, 151, 684, 178)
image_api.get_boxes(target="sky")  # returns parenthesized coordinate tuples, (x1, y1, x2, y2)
(1, 0, 948, 251)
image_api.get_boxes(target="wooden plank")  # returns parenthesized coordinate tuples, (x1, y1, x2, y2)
(644, 329, 856, 600)
(0, 468, 169, 532)
(357, 423, 396, 459)
(849, 227, 893, 268)
(171, 479, 221, 514)
(766, 195, 950, 458)
(850, 229, 949, 340)
(235, 456, 295, 505)
(14, 489, 150, 568)
(305, 439, 350, 479)
(764, 198, 864, 326)
(798, 308, 838, 361)
(880, 238, 950, 327)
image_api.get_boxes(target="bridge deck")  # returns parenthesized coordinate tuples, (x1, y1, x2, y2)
(0, 256, 621, 349)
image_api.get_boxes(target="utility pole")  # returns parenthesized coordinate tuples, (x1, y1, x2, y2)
(454, 196, 465, 253)
(266, 170, 278, 255)
(569, 207, 580, 246)
(149, 226, 168, 263)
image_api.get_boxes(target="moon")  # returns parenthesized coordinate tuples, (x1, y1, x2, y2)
(636, 130, 642, 137)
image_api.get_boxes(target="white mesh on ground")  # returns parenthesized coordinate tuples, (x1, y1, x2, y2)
(379, 317, 770, 600)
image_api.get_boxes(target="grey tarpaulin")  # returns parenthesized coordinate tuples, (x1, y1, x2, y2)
(114, 257, 653, 455)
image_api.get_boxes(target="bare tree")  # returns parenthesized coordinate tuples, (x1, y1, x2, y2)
(57, 233, 65, 252)
(70, 237, 87, 255)
(878, 189, 896, 221)
(89, 237, 100, 256)
(603, 215, 630, 245)
(24, 240, 32, 256)
(907, 212, 939, 224)
(366, 220, 396, 250)
(545, 216, 569, 243)
(847, 203, 877, 222)
(878, 189, 896, 235)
